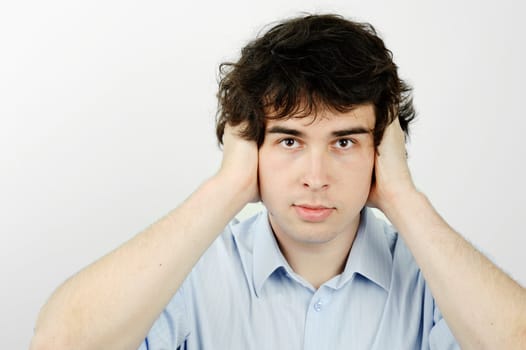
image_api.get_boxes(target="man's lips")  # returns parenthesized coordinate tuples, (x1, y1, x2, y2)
(293, 204, 335, 222)
(294, 203, 332, 209)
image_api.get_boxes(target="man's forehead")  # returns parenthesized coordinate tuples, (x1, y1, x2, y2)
(264, 104, 376, 130)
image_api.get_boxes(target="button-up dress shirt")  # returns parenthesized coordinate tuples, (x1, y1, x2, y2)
(140, 208, 459, 349)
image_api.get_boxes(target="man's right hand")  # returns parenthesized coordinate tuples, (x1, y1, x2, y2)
(217, 123, 260, 204)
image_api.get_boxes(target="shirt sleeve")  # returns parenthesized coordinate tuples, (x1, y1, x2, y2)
(428, 304, 460, 350)
(138, 283, 191, 350)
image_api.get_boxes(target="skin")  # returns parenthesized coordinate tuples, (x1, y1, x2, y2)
(258, 104, 376, 287)
(29, 105, 526, 350)
(366, 117, 526, 349)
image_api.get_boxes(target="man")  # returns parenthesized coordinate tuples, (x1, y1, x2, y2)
(30, 14, 525, 350)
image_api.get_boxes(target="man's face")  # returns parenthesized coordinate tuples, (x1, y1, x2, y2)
(258, 104, 376, 248)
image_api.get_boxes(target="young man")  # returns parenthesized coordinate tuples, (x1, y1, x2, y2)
(30, 14, 525, 350)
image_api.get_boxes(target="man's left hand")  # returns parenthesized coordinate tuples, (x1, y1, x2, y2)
(367, 118, 417, 213)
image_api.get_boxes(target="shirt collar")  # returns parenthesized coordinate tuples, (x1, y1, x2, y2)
(328, 208, 393, 291)
(242, 207, 393, 297)
(251, 209, 293, 297)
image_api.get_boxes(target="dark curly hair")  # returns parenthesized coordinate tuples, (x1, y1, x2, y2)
(216, 13, 415, 147)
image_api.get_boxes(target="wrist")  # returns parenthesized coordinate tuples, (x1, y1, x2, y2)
(380, 187, 425, 220)
(209, 172, 257, 209)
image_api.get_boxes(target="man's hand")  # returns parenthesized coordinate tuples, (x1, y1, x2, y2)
(367, 118, 417, 213)
(217, 123, 259, 204)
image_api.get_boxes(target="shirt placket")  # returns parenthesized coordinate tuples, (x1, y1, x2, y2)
(303, 286, 333, 350)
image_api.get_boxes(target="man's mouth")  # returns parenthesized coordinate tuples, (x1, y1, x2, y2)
(292, 204, 335, 222)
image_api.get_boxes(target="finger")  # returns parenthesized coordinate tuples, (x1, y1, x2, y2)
(377, 118, 406, 157)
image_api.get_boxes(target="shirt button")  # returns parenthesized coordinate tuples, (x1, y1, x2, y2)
(313, 301, 323, 312)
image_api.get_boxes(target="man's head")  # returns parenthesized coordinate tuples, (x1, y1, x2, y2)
(215, 14, 415, 249)
(216, 13, 415, 147)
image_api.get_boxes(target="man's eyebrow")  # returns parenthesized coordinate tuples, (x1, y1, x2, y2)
(266, 126, 304, 137)
(331, 127, 372, 137)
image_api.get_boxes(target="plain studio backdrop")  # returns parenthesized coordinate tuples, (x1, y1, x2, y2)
(1, 0, 525, 348)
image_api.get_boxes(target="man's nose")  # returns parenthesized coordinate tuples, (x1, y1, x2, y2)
(301, 149, 330, 191)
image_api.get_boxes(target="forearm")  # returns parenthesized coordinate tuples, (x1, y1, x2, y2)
(383, 191, 526, 349)
(30, 175, 249, 350)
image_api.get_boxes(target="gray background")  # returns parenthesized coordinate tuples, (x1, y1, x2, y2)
(2, 0, 525, 348)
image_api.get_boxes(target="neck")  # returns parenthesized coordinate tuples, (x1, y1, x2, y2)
(271, 217, 360, 289)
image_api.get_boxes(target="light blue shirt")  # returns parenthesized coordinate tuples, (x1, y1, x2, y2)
(140, 208, 459, 349)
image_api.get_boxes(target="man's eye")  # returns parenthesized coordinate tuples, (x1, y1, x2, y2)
(280, 138, 298, 148)
(335, 139, 355, 149)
